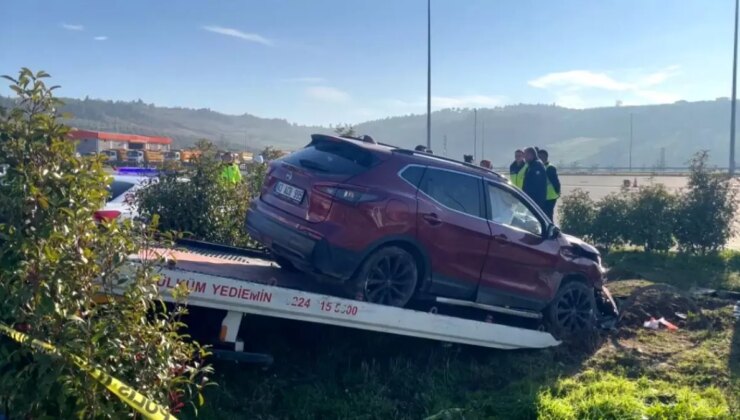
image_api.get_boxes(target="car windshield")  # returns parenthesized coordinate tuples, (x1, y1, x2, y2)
(283, 139, 375, 176)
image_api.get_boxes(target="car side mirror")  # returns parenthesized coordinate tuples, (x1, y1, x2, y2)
(546, 224, 560, 239)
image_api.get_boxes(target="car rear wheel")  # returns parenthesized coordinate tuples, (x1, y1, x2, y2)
(545, 281, 596, 339)
(349, 246, 418, 307)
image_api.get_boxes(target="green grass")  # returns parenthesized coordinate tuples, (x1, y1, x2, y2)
(181, 251, 740, 419)
(604, 249, 740, 292)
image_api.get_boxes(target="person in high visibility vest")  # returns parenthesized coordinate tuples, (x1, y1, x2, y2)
(521, 147, 548, 211)
(220, 152, 242, 185)
(509, 149, 525, 185)
(538, 149, 561, 221)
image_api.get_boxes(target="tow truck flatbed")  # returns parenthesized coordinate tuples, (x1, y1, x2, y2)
(127, 245, 560, 351)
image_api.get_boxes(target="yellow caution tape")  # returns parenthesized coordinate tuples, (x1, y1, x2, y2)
(0, 324, 177, 420)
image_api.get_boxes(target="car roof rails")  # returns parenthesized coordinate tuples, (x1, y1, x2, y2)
(392, 148, 506, 179)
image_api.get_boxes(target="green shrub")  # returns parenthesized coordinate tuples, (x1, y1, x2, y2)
(625, 184, 677, 252)
(137, 139, 255, 248)
(674, 151, 737, 254)
(0, 69, 211, 417)
(591, 192, 630, 251)
(558, 188, 595, 239)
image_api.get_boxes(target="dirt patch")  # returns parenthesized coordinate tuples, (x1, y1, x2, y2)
(618, 284, 699, 329)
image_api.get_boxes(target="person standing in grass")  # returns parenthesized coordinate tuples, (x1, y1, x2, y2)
(538, 149, 561, 221)
(220, 152, 242, 184)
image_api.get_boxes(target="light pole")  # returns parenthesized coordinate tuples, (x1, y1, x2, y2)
(629, 112, 633, 171)
(482, 121, 485, 160)
(473, 108, 477, 161)
(731, 0, 739, 176)
(426, 0, 432, 151)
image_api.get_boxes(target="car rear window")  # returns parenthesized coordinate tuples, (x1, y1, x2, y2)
(284, 138, 375, 176)
(108, 181, 135, 201)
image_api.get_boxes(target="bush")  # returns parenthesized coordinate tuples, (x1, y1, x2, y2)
(625, 184, 677, 252)
(590, 192, 630, 251)
(674, 151, 738, 254)
(0, 69, 211, 417)
(558, 188, 595, 239)
(137, 139, 256, 248)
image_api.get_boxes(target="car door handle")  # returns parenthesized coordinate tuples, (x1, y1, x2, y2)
(492, 234, 509, 244)
(422, 213, 442, 226)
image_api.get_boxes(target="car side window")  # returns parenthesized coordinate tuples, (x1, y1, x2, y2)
(488, 184, 543, 236)
(400, 165, 425, 187)
(419, 168, 482, 217)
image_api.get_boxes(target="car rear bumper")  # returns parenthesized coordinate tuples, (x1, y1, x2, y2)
(246, 202, 361, 281)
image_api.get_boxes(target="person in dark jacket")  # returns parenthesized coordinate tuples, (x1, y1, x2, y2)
(509, 149, 525, 183)
(538, 149, 561, 221)
(521, 147, 547, 211)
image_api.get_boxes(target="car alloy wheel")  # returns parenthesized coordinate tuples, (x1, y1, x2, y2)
(547, 281, 596, 338)
(355, 247, 418, 307)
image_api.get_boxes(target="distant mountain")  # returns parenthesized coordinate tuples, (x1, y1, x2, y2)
(0, 95, 734, 168)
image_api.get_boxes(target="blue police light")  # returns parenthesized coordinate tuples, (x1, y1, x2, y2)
(115, 167, 160, 176)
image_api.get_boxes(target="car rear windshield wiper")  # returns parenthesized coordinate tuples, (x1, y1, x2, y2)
(299, 159, 330, 172)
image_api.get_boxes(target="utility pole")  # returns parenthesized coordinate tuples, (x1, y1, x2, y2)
(629, 112, 633, 171)
(482, 121, 485, 160)
(443, 134, 448, 157)
(426, 0, 432, 151)
(731, 0, 739, 176)
(473, 109, 478, 161)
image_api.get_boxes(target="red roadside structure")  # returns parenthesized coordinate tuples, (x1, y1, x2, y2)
(68, 129, 172, 154)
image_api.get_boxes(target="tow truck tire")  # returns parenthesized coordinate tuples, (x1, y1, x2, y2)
(348, 246, 418, 307)
(545, 281, 596, 340)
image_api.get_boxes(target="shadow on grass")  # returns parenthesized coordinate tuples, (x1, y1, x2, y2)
(185, 315, 598, 420)
(730, 314, 740, 414)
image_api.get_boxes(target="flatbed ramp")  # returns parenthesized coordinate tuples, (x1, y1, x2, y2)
(129, 246, 560, 350)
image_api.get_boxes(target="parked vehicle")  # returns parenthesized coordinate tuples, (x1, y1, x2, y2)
(126, 150, 145, 164)
(165, 151, 181, 162)
(246, 134, 617, 337)
(97, 172, 148, 221)
(100, 150, 118, 162)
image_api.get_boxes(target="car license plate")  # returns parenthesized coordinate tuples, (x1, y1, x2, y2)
(274, 181, 305, 203)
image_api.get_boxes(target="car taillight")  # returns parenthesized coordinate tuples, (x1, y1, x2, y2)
(94, 210, 121, 221)
(315, 185, 380, 204)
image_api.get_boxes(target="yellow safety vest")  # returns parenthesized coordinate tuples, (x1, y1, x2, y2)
(221, 163, 242, 184)
(545, 164, 560, 200)
(513, 163, 528, 189)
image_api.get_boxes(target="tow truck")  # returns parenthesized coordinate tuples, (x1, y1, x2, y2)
(121, 240, 562, 362)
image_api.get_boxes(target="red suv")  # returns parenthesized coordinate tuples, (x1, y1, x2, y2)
(246, 134, 617, 337)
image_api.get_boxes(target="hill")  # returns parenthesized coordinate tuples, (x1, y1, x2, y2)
(0, 95, 735, 167)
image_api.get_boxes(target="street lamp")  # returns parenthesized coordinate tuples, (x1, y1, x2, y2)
(731, 0, 739, 176)
(426, 0, 432, 151)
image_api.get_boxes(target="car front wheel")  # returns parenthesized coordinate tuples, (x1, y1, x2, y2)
(545, 281, 596, 339)
(348, 246, 418, 307)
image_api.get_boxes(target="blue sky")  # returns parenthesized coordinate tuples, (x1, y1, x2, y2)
(1, 0, 736, 125)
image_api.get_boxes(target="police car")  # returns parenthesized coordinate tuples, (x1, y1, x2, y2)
(96, 168, 156, 221)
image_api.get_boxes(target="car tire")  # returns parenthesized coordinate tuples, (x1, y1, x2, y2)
(545, 281, 597, 340)
(273, 255, 298, 272)
(347, 246, 418, 307)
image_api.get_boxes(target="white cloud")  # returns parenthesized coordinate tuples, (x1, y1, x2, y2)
(305, 86, 350, 103)
(201, 25, 273, 46)
(93, 36, 108, 41)
(61, 23, 84, 31)
(529, 70, 633, 91)
(282, 77, 326, 84)
(529, 66, 682, 108)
